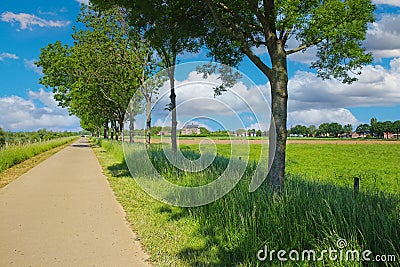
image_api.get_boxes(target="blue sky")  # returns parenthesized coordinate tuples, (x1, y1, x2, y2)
(0, 0, 399, 131)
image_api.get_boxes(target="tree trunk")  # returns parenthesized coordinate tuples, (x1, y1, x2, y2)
(267, 45, 288, 194)
(104, 123, 109, 139)
(129, 100, 135, 143)
(168, 65, 177, 153)
(119, 119, 124, 142)
(145, 95, 152, 148)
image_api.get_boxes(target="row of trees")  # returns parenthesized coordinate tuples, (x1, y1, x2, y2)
(289, 118, 400, 138)
(289, 123, 352, 137)
(39, 0, 375, 191)
(361, 118, 400, 139)
(0, 128, 77, 148)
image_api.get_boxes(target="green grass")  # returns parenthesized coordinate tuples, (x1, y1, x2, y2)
(182, 143, 400, 194)
(93, 138, 400, 266)
(0, 136, 78, 173)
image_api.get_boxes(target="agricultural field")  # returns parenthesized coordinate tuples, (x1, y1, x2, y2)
(93, 138, 400, 266)
(0, 136, 78, 173)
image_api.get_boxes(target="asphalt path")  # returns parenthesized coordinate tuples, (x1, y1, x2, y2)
(0, 138, 150, 266)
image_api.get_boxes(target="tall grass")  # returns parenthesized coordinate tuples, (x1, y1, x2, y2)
(96, 139, 400, 266)
(0, 136, 78, 173)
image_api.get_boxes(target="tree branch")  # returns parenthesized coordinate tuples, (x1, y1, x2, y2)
(285, 38, 322, 55)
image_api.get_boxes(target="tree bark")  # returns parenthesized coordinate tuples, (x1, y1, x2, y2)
(103, 122, 109, 139)
(145, 94, 152, 148)
(119, 119, 124, 142)
(267, 43, 288, 194)
(129, 101, 135, 143)
(168, 65, 178, 153)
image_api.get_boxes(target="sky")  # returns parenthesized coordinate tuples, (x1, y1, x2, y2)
(0, 0, 399, 132)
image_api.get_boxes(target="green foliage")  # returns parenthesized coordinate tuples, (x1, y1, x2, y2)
(37, 6, 153, 135)
(0, 137, 78, 173)
(289, 124, 308, 135)
(95, 139, 399, 266)
(3, 129, 76, 146)
(0, 128, 5, 148)
(199, 127, 210, 135)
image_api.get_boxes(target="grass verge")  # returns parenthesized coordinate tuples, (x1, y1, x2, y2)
(0, 137, 79, 188)
(93, 138, 400, 266)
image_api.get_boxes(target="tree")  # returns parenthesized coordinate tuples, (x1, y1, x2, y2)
(92, 1, 205, 152)
(307, 125, 317, 137)
(382, 121, 394, 139)
(289, 124, 307, 136)
(318, 122, 330, 137)
(393, 120, 400, 140)
(37, 7, 148, 140)
(355, 123, 369, 137)
(343, 124, 353, 137)
(186, 0, 374, 191)
(0, 127, 5, 148)
(328, 122, 343, 137)
(374, 121, 385, 139)
(370, 117, 378, 137)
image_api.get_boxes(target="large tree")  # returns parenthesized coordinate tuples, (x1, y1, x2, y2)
(193, 0, 374, 191)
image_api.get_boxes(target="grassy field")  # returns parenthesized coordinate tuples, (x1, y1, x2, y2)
(182, 143, 400, 194)
(93, 139, 399, 266)
(0, 136, 78, 173)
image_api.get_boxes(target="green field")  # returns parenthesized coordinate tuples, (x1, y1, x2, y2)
(0, 136, 78, 173)
(93, 139, 400, 266)
(181, 143, 400, 194)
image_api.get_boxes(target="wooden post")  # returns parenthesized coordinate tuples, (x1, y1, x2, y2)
(354, 177, 360, 197)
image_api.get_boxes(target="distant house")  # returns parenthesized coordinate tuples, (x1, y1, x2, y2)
(181, 123, 201, 135)
(351, 132, 362, 138)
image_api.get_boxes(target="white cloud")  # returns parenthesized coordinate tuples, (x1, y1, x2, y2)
(24, 59, 43, 75)
(288, 108, 359, 127)
(0, 89, 80, 131)
(372, 0, 400, 6)
(288, 58, 400, 112)
(0, 11, 71, 31)
(366, 14, 400, 59)
(75, 0, 90, 5)
(152, 71, 271, 118)
(0, 52, 19, 61)
(285, 57, 400, 126)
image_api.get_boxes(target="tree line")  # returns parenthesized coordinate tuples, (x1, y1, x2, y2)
(0, 128, 77, 148)
(37, 0, 375, 191)
(289, 118, 400, 139)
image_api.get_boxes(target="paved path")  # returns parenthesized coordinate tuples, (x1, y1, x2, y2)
(0, 138, 150, 266)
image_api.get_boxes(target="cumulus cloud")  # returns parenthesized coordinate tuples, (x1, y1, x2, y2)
(24, 59, 43, 75)
(366, 14, 400, 59)
(286, 57, 400, 125)
(0, 52, 19, 61)
(288, 108, 359, 127)
(288, 58, 400, 111)
(0, 89, 80, 131)
(0, 11, 71, 31)
(137, 59, 399, 129)
(152, 71, 270, 117)
(372, 0, 400, 6)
